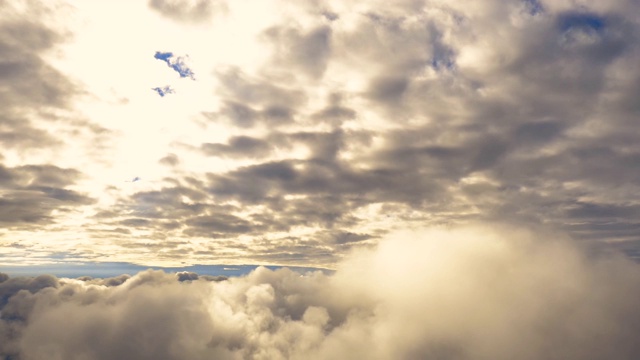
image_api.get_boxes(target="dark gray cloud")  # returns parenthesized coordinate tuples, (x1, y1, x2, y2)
(4, 0, 635, 270)
(183, 214, 254, 237)
(175, 271, 199, 282)
(311, 102, 356, 126)
(202, 155, 448, 235)
(331, 10, 449, 93)
(214, 100, 259, 128)
(0, 164, 94, 226)
(159, 153, 180, 166)
(90, 154, 396, 263)
(367, 75, 410, 105)
(328, 230, 373, 246)
(270, 129, 353, 161)
(0, 1, 78, 150)
(0, 1, 107, 235)
(2, 227, 640, 359)
(81, 274, 132, 287)
(329, 2, 640, 247)
(216, 67, 306, 107)
(263, 25, 333, 79)
(201, 135, 272, 159)
(48, 0, 638, 266)
(206, 67, 306, 128)
(0, 274, 59, 307)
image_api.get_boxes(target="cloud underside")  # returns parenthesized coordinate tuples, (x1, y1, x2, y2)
(0, 9, 78, 168)
(128, 0, 640, 263)
(1, 227, 640, 359)
(2, 0, 640, 266)
(0, 1, 102, 231)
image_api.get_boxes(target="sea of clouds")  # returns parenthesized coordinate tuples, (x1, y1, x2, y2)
(2, 225, 640, 359)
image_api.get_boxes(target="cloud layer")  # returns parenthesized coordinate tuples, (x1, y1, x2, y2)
(2, 226, 640, 359)
(2, 0, 640, 267)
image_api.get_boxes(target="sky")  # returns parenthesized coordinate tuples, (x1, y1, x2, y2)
(2, 0, 640, 357)
(2, 0, 640, 270)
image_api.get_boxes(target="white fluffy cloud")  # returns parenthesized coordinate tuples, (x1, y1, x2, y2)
(2, 225, 640, 359)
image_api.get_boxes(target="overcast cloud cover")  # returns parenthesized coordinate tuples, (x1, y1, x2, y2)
(2, 0, 640, 266)
(2, 0, 640, 357)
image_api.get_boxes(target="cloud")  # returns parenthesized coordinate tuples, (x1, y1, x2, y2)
(201, 135, 272, 159)
(4, 0, 640, 271)
(263, 25, 333, 79)
(159, 153, 180, 166)
(0, 164, 94, 226)
(311, 96, 357, 126)
(176, 271, 199, 281)
(204, 67, 308, 128)
(0, 0, 80, 150)
(2, 225, 640, 359)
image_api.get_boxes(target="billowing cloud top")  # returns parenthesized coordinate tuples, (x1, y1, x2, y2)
(1, 226, 640, 359)
(1, 0, 640, 271)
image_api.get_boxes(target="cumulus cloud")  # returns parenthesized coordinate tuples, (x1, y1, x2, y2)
(201, 135, 272, 159)
(0, 164, 94, 226)
(0, 0, 109, 155)
(2, 225, 640, 359)
(262, 25, 333, 79)
(159, 153, 180, 166)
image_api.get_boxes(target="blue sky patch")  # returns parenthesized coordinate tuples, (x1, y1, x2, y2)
(558, 12, 606, 32)
(152, 85, 175, 97)
(429, 26, 456, 72)
(0, 262, 333, 278)
(523, 0, 544, 16)
(154, 50, 196, 79)
(431, 56, 455, 71)
(154, 51, 174, 62)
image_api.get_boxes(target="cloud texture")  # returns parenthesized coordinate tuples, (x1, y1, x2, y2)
(2, 226, 640, 359)
(2, 0, 640, 270)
